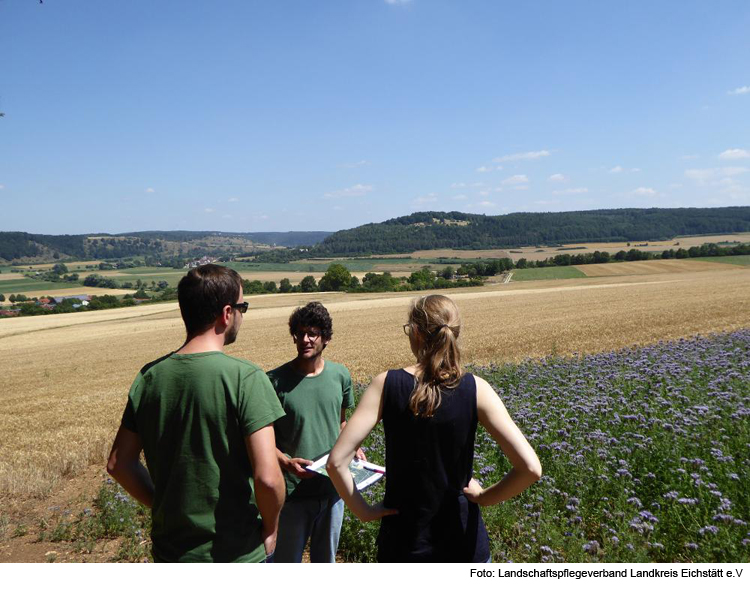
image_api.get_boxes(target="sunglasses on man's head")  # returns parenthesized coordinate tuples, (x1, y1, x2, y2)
(230, 302, 249, 314)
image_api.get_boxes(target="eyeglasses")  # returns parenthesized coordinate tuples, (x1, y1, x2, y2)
(294, 329, 322, 341)
(230, 302, 249, 314)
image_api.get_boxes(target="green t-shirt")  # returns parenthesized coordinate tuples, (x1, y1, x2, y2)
(121, 351, 285, 563)
(267, 360, 354, 499)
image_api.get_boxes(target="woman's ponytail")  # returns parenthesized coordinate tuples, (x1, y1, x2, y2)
(407, 295, 463, 417)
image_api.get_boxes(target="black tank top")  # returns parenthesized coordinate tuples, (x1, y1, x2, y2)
(376, 369, 490, 562)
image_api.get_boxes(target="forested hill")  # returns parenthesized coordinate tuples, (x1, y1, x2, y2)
(125, 230, 332, 248)
(0, 230, 331, 263)
(313, 207, 750, 255)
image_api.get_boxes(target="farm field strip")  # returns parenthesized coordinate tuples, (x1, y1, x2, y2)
(24, 261, 104, 270)
(0, 302, 180, 341)
(511, 267, 588, 281)
(692, 254, 750, 267)
(1, 267, 749, 500)
(2, 286, 135, 299)
(0, 279, 76, 292)
(576, 259, 733, 277)
(394, 233, 750, 262)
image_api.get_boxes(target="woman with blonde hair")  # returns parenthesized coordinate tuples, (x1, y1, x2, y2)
(327, 294, 541, 562)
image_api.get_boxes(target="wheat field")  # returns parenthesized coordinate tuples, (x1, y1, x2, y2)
(395, 233, 750, 261)
(0, 264, 748, 500)
(576, 259, 730, 277)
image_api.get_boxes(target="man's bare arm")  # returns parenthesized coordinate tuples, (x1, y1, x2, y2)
(275, 447, 315, 479)
(106, 426, 154, 508)
(246, 425, 286, 555)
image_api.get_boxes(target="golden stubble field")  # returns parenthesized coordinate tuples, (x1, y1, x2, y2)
(576, 259, 732, 277)
(0, 263, 748, 502)
(389, 233, 750, 262)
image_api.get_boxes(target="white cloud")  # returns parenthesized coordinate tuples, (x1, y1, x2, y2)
(0, 184, 4, 190)
(494, 150, 550, 163)
(685, 167, 749, 182)
(721, 167, 749, 176)
(450, 182, 466, 189)
(385, 0, 411, 4)
(332, 205, 344, 211)
(534, 200, 560, 206)
(476, 166, 493, 173)
(324, 183, 374, 199)
(720, 181, 750, 200)
(685, 169, 714, 182)
(548, 173, 567, 182)
(145, 187, 155, 193)
(228, 197, 239, 202)
(719, 148, 750, 160)
(412, 193, 438, 205)
(222, 214, 232, 219)
(477, 200, 496, 207)
(728, 86, 750, 95)
(339, 160, 369, 169)
(631, 168, 641, 172)
(609, 166, 624, 173)
(478, 190, 490, 196)
(552, 187, 589, 195)
(452, 194, 468, 200)
(502, 174, 529, 185)
(632, 187, 657, 196)
(205, 208, 215, 213)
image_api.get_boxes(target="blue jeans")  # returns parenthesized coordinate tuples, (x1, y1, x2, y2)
(274, 496, 344, 563)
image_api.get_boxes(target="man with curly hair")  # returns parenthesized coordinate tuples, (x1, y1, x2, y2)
(267, 301, 364, 562)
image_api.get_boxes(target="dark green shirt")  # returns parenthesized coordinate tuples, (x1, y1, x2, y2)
(121, 351, 285, 563)
(267, 360, 354, 499)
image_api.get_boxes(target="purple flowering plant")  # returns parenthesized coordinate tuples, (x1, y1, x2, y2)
(339, 330, 750, 562)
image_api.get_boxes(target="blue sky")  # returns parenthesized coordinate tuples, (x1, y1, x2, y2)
(1, 0, 749, 234)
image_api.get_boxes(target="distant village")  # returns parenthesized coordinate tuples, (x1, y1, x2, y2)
(0, 294, 91, 317)
(183, 256, 217, 269)
(0, 256, 221, 318)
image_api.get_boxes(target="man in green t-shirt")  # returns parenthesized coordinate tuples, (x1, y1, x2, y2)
(107, 264, 286, 562)
(267, 301, 364, 562)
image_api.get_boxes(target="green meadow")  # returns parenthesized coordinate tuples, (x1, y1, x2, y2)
(693, 254, 750, 267)
(0, 278, 76, 294)
(511, 267, 588, 281)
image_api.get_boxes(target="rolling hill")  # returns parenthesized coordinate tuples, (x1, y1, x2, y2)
(312, 207, 750, 255)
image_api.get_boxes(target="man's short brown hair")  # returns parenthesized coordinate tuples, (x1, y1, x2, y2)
(178, 264, 242, 336)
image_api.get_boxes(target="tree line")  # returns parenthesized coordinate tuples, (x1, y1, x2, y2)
(238, 265, 484, 296)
